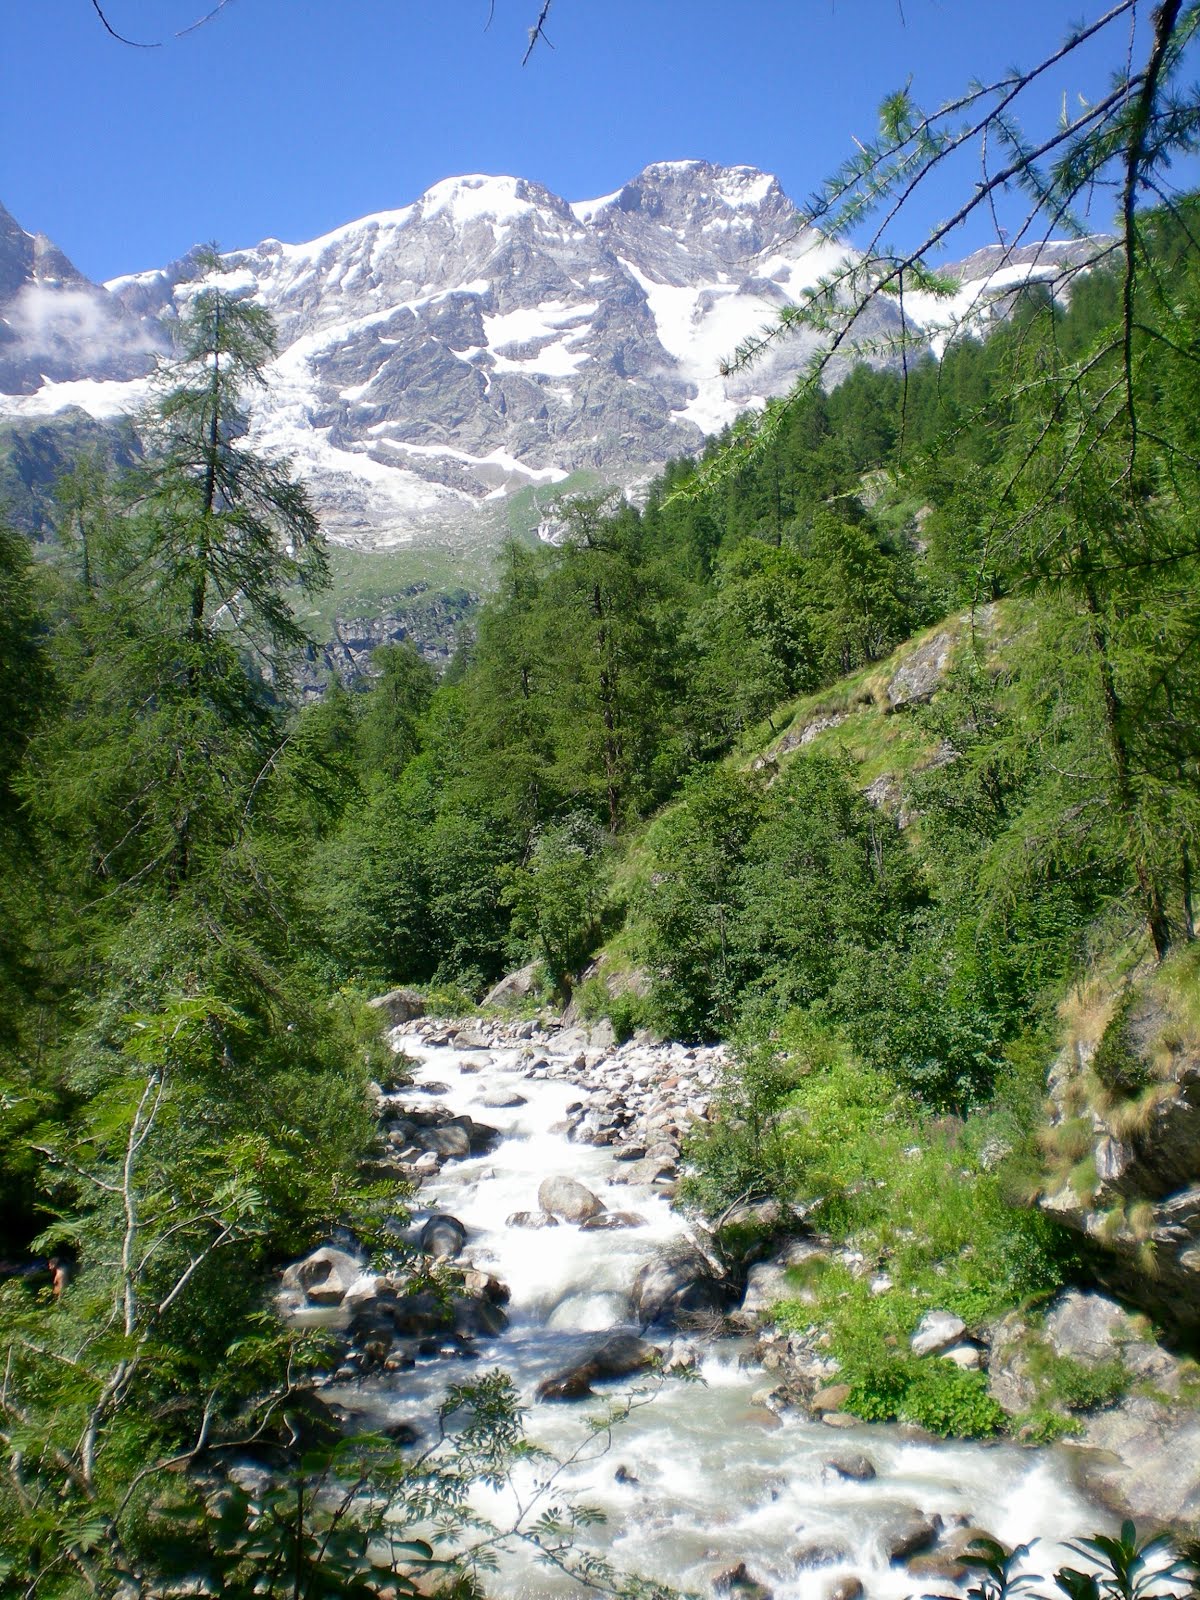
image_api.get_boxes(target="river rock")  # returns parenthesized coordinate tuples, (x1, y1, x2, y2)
(461, 1269, 511, 1304)
(538, 1175, 606, 1223)
(420, 1215, 467, 1259)
(580, 1211, 646, 1230)
(451, 1295, 508, 1337)
(825, 1452, 876, 1482)
(712, 1561, 772, 1600)
(506, 1209, 559, 1228)
(416, 1125, 471, 1159)
(824, 1580, 863, 1600)
(536, 1367, 597, 1402)
(342, 1274, 387, 1313)
(621, 1156, 679, 1188)
(480, 1087, 528, 1108)
(792, 1542, 850, 1569)
(905, 1553, 969, 1582)
(879, 1513, 939, 1561)
(376, 1292, 452, 1338)
(811, 1383, 852, 1413)
(280, 1246, 363, 1305)
(535, 1333, 660, 1402)
(451, 1028, 490, 1050)
(911, 1310, 967, 1357)
(631, 1244, 728, 1327)
(590, 1333, 660, 1378)
(455, 1115, 502, 1152)
(943, 1527, 1000, 1558)
(367, 987, 425, 1026)
(662, 1337, 700, 1371)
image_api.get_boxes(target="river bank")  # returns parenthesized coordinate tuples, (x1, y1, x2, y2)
(272, 1012, 1200, 1599)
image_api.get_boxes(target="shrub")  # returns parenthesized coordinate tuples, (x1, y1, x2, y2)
(1092, 995, 1151, 1098)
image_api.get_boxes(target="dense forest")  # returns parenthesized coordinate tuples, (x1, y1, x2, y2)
(2, 146, 1200, 1598)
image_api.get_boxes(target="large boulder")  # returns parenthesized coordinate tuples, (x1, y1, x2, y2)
(535, 1333, 659, 1402)
(538, 1175, 606, 1224)
(1071, 1395, 1200, 1528)
(631, 1244, 729, 1327)
(367, 987, 425, 1026)
(482, 961, 540, 1009)
(910, 1310, 966, 1357)
(419, 1215, 468, 1259)
(280, 1246, 363, 1306)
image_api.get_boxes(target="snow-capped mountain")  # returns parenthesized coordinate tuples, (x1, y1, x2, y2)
(0, 199, 163, 399)
(0, 164, 1103, 553)
(2, 163, 873, 548)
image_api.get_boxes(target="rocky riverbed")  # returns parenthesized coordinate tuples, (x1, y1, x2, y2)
(274, 1012, 1199, 1597)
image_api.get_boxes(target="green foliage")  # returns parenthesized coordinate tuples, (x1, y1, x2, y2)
(846, 1354, 1007, 1439)
(1092, 997, 1151, 1100)
(501, 811, 610, 988)
(635, 767, 764, 1040)
(1026, 1347, 1130, 1415)
(572, 975, 646, 1044)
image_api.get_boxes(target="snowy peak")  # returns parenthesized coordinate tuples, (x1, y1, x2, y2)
(573, 161, 796, 270)
(417, 173, 571, 229)
(0, 164, 863, 545)
(0, 201, 164, 397)
(2, 163, 1102, 556)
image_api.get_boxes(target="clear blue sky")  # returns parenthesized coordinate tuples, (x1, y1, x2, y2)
(4, 1, 1196, 283)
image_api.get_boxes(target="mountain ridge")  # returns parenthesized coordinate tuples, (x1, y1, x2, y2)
(0, 163, 1104, 558)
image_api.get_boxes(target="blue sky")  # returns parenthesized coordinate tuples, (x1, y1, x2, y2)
(4, 1, 1196, 283)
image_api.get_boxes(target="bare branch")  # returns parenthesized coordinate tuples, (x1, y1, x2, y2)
(174, 0, 237, 38)
(89, 0, 160, 47)
(522, 0, 554, 64)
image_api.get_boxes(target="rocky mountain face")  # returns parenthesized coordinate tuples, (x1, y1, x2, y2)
(1040, 968, 1200, 1337)
(0, 200, 163, 397)
(0, 166, 1107, 671)
(90, 161, 872, 549)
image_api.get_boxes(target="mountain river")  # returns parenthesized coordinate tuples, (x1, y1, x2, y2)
(323, 1021, 1110, 1600)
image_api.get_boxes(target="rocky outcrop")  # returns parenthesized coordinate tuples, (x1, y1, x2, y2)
(631, 1243, 730, 1328)
(482, 961, 540, 1009)
(988, 1289, 1200, 1531)
(1040, 972, 1200, 1333)
(884, 629, 956, 710)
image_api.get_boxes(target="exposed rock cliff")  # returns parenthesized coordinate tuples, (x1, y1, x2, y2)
(1040, 955, 1200, 1335)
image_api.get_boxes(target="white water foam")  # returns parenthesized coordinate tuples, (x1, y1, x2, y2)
(329, 1032, 1111, 1599)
